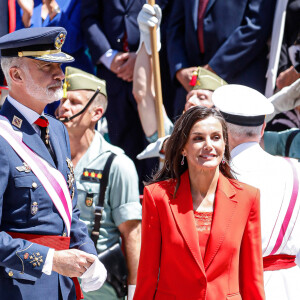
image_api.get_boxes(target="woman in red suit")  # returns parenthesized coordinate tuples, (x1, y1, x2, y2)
(134, 106, 265, 300)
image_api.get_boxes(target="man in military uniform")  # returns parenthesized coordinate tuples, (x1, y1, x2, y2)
(0, 27, 106, 300)
(57, 66, 142, 300)
(212, 85, 300, 299)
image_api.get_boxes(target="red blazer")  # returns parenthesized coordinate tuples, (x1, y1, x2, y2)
(134, 171, 265, 300)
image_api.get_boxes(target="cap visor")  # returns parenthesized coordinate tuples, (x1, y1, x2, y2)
(29, 51, 74, 63)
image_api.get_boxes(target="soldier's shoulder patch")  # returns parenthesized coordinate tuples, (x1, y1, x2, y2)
(81, 168, 102, 183)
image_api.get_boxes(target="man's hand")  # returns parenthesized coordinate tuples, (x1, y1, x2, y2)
(52, 249, 95, 277)
(276, 66, 300, 90)
(117, 53, 137, 82)
(176, 67, 198, 92)
(17, 0, 34, 27)
(111, 52, 137, 82)
(110, 52, 128, 74)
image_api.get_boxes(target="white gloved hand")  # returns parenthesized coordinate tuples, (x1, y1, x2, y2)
(80, 257, 107, 293)
(136, 135, 169, 160)
(136, 3, 162, 55)
(266, 78, 300, 122)
(127, 285, 136, 300)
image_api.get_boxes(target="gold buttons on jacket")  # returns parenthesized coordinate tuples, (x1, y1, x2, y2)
(62, 232, 67, 237)
(8, 270, 13, 277)
(32, 182, 37, 189)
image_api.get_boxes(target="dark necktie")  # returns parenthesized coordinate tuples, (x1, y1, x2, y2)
(34, 116, 56, 164)
(197, 0, 210, 54)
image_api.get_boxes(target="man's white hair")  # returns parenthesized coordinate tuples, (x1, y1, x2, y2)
(0, 57, 23, 87)
(226, 122, 263, 139)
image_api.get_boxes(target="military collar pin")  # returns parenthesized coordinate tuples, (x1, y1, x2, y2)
(12, 115, 22, 128)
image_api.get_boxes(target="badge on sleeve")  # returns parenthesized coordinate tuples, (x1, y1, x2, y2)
(85, 193, 94, 207)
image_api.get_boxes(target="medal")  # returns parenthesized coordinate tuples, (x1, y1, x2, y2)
(66, 158, 75, 189)
(31, 201, 38, 215)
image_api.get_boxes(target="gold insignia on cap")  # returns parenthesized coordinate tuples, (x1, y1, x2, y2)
(12, 115, 22, 128)
(54, 32, 66, 50)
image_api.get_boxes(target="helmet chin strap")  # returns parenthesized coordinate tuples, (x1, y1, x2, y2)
(58, 87, 101, 123)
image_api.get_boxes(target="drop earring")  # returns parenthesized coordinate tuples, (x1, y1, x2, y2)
(221, 157, 226, 164)
(181, 155, 185, 166)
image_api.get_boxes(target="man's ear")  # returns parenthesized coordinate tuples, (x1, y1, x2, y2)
(9, 66, 23, 84)
(91, 106, 104, 123)
(261, 121, 266, 137)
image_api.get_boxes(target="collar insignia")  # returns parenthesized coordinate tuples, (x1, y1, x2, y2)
(12, 115, 22, 128)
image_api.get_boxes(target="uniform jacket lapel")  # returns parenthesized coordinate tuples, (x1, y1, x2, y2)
(0, 100, 55, 168)
(169, 171, 206, 276)
(204, 173, 238, 270)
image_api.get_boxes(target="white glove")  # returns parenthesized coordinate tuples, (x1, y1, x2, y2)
(266, 78, 300, 122)
(127, 285, 136, 300)
(136, 135, 170, 160)
(136, 3, 162, 55)
(80, 257, 107, 293)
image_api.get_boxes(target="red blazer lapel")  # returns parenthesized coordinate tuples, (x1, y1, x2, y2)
(169, 171, 206, 275)
(204, 173, 238, 270)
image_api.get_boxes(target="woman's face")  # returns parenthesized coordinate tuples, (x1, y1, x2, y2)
(182, 116, 225, 172)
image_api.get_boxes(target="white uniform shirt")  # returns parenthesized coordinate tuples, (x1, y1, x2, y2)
(231, 142, 300, 299)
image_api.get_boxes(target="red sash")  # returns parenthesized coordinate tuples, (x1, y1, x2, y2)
(7, 232, 83, 300)
(263, 254, 296, 271)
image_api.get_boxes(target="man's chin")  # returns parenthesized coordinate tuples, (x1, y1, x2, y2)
(48, 89, 63, 103)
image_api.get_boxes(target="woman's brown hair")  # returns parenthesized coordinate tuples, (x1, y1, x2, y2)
(148, 106, 234, 196)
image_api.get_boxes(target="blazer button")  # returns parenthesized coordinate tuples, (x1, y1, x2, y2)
(62, 232, 67, 237)
(32, 182, 37, 189)
(8, 270, 13, 277)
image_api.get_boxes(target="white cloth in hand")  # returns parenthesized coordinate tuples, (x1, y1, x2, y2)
(137, 3, 162, 55)
(136, 135, 169, 160)
(266, 78, 300, 122)
(127, 285, 136, 300)
(80, 256, 107, 293)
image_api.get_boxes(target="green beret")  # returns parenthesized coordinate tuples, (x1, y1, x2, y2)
(63, 66, 106, 98)
(192, 67, 227, 91)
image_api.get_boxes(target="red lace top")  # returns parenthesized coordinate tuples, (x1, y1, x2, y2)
(194, 211, 213, 259)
